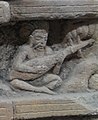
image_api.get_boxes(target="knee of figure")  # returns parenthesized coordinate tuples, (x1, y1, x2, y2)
(54, 75, 62, 87)
(48, 74, 62, 87)
(10, 79, 21, 87)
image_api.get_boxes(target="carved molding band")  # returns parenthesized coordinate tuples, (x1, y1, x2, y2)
(9, 0, 98, 20)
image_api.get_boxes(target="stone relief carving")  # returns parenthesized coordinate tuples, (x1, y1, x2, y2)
(0, 0, 97, 97)
(0, 18, 97, 96)
(9, 29, 63, 94)
(7, 25, 96, 94)
(1, 1, 98, 119)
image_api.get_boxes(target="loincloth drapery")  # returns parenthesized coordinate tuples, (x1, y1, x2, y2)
(9, 70, 43, 81)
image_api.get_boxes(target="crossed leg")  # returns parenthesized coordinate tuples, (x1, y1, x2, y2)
(10, 74, 62, 95)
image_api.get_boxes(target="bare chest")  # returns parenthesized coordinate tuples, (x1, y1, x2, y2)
(27, 49, 46, 59)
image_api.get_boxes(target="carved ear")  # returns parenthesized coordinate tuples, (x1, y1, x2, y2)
(29, 35, 33, 38)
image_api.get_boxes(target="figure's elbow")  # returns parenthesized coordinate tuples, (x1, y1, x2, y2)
(13, 63, 21, 71)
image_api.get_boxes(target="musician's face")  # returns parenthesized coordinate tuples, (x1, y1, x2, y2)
(30, 32, 48, 49)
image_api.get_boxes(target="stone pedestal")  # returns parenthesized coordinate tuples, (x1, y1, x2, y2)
(0, 92, 98, 120)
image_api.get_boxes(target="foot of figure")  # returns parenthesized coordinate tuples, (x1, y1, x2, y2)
(10, 79, 56, 95)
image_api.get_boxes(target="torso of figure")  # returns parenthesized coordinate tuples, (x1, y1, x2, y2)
(13, 44, 53, 66)
(25, 45, 53, 59)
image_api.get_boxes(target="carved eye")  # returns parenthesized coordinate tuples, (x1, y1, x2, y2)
(35, 36, 42, 40)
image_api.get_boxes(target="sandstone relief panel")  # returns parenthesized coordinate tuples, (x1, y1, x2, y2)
(7, 25, 95, 95)
(1, 0, 98, 120)
(0, 19, 97, 95)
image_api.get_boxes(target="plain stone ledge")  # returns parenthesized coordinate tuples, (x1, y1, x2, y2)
(9, 0, 98, 20)
(0, 0, 98, 22)
(1, 92, 98, 120)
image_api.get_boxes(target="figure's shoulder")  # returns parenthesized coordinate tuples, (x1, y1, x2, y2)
(46, 46, 53, 54)
(18, 44, 30, 52)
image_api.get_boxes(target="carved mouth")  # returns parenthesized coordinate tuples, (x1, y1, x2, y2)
(37, 45, 45, 49)
(34, 43, 45, 49)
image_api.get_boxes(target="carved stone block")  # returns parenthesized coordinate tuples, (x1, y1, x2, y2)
(9, 0, 98, 20)
(12, 97, 90, 119)
(0, 0, 98, 120)
(0, 2, 10, 23)
(0, 100, 13, 120)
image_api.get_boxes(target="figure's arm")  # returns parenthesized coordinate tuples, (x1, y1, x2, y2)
(13, 48, 48, 74)
(13, 51, 33, 73)
(52, 39, 95, 74)
(14, 39, 94, 74)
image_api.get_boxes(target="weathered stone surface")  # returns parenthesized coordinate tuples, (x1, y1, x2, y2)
(0, 2, 10, 23)
(0, 21, 97, 119)
(0, 100, 13, 120)
(91, 117, 98, 120)
(89, 74, 98, 90)
(9, 0, 98, 20)
(0, 92, 98, 120)
(0, 92, 96, 120)
(12, 95, 91, 119)
(0, 1, 98, 120)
